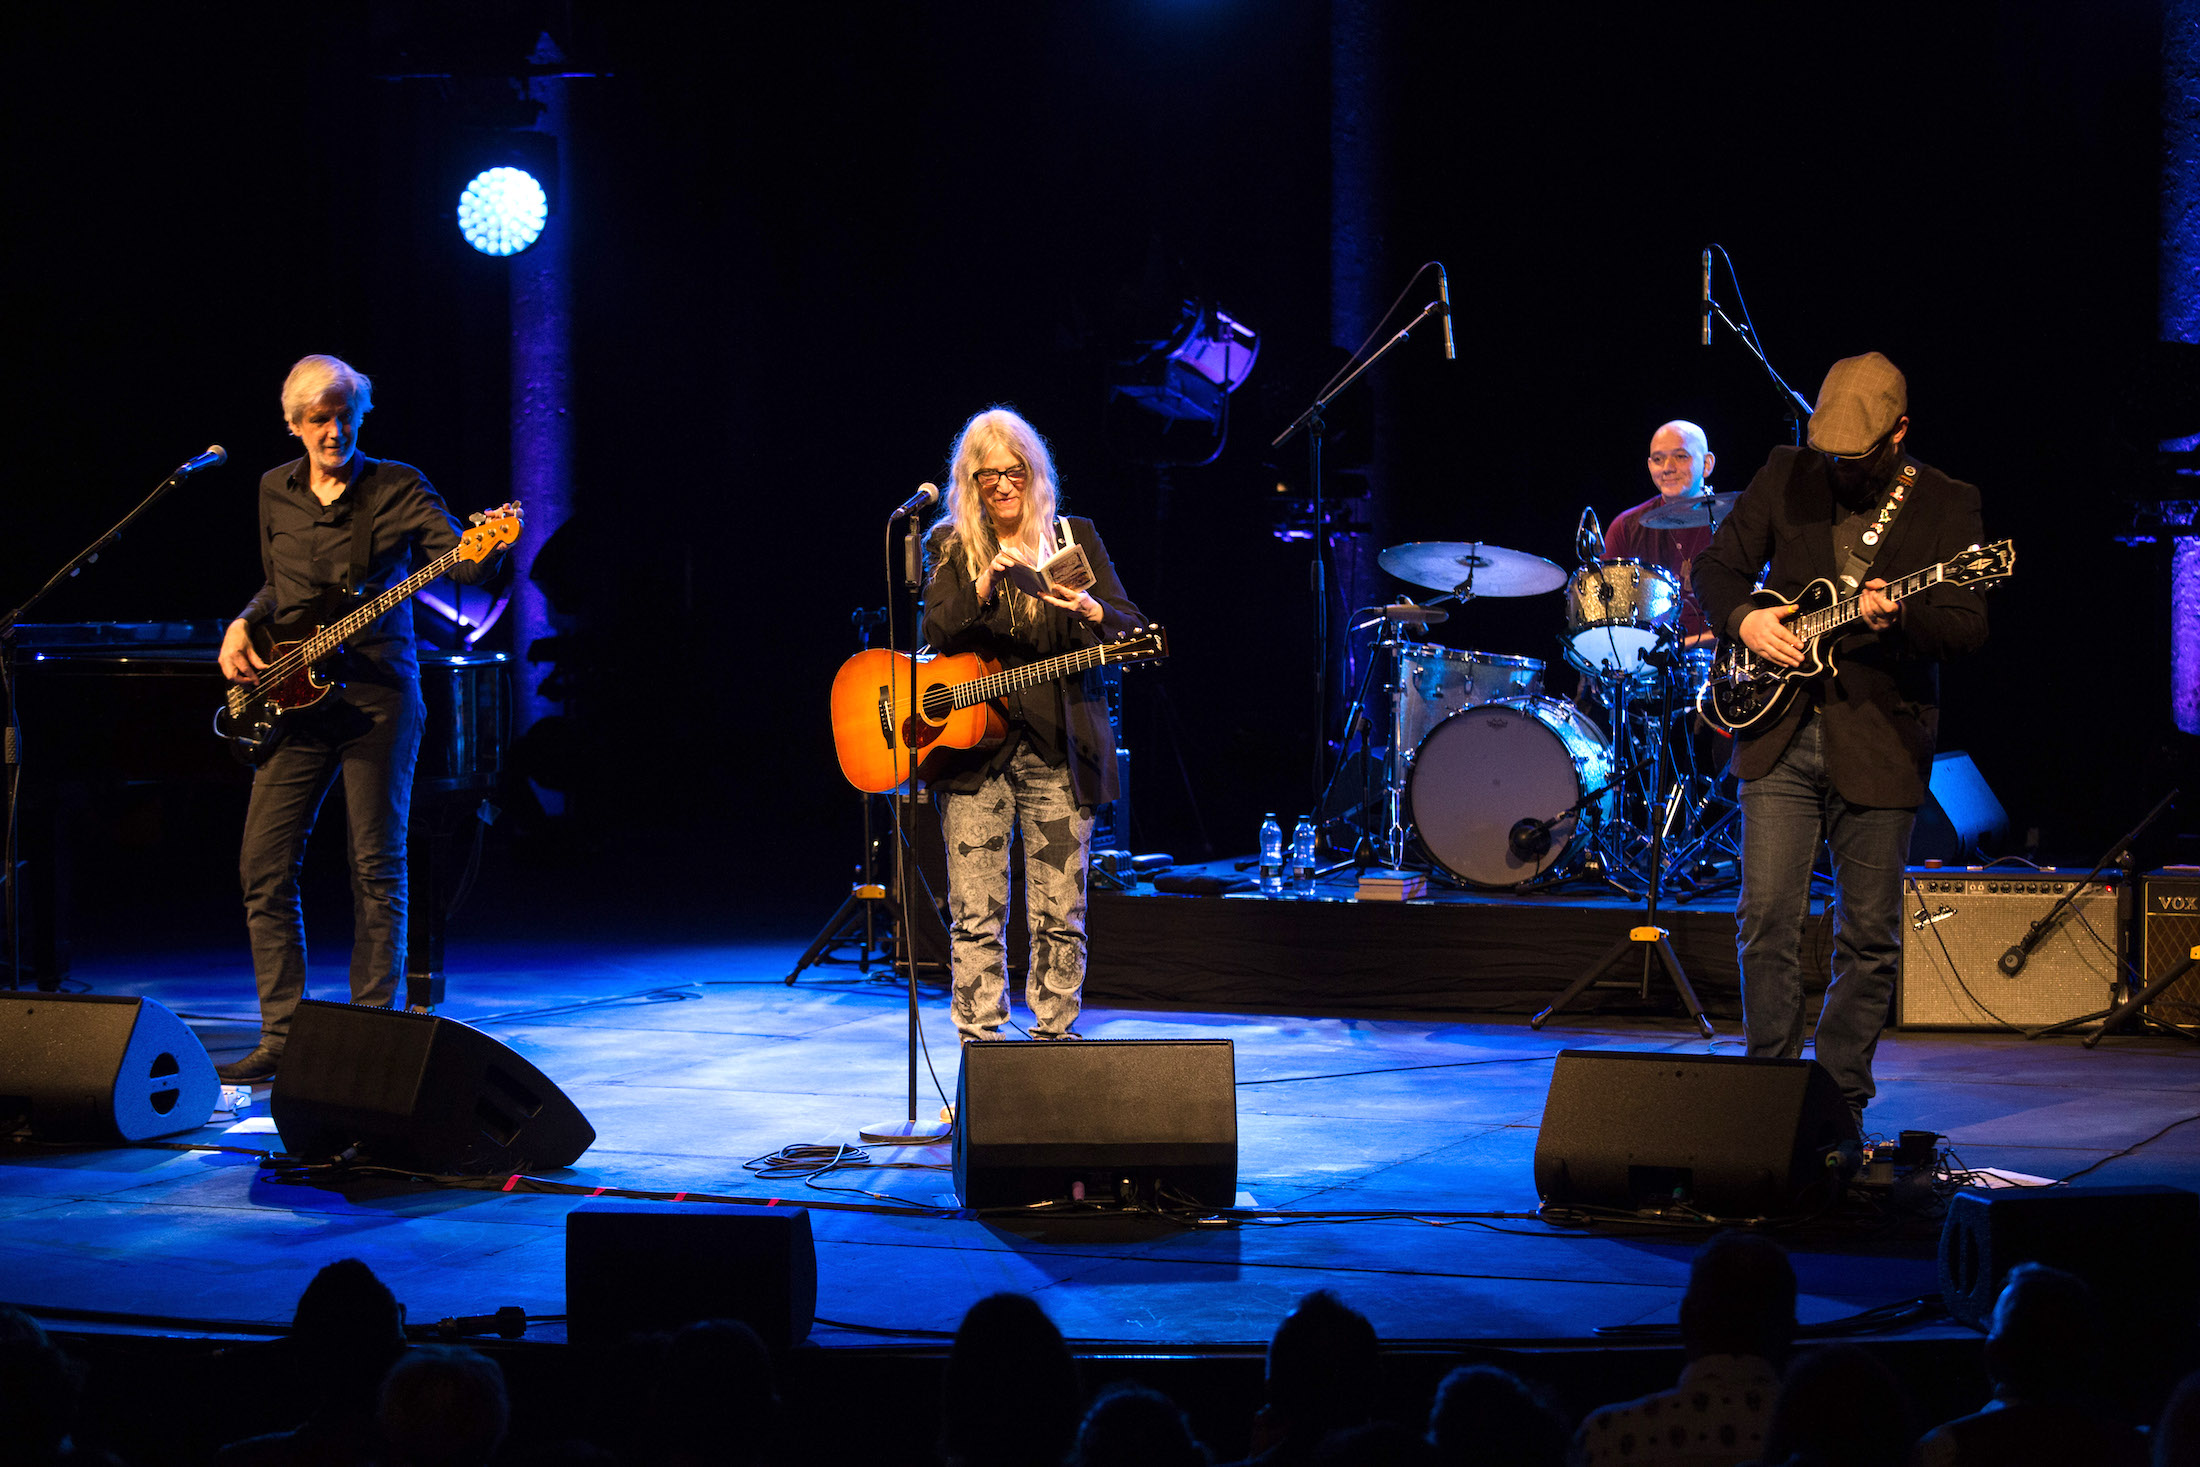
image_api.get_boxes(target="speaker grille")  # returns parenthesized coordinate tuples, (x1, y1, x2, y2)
(2143, 876, 2200, 1027)
(1898, 870, 2121, 1029)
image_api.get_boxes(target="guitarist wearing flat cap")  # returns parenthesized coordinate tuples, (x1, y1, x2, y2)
(1694, 352, 1994, 1135)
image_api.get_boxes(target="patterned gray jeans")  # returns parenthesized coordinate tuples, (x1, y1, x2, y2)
(937, 741, 1095, 1040)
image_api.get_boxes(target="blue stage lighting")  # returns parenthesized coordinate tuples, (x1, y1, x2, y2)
(457, 166, 548, 256)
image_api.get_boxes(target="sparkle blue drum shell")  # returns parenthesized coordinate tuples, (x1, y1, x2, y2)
(1393, 643, 1545, 756)
(1406, 697, 1614, 888)
(1563, 559, 1679, 685)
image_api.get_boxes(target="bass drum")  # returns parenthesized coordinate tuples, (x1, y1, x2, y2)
(1407, 697, 1614, 888)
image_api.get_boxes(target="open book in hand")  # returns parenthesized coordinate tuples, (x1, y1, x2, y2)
(1003, 541, 1096, 599)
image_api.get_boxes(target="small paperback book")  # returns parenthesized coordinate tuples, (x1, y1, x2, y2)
(1357, 867, 1426, 901)
(1003, 541, 1096, 599)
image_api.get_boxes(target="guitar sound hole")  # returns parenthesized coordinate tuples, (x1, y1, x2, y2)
(922, 687, 953, 721)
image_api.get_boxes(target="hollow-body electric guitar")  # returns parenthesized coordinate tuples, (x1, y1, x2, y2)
(1698, 539, 2015, 733)
(831, 626, 1170, 794)
(214, 504, 522, 764)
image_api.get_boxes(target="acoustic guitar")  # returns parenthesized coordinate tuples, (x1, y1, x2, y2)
(831, 626, 1170, 794)
(214, 504, 521, 764)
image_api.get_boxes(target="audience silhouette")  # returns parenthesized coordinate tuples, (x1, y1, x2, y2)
(215, 1258, 408, 1467)
(941, 1293, 1083, 1467)
(1425, 1364, 1568, 1466)
(1911, 1262, 2145, 1467)
(1222, 1289, 1381, 1467)
(1575, 1231, 1793, 1466)
(1070, 1382, 1210, 1467)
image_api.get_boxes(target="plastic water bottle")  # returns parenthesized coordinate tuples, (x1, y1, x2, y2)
(1259, 813, 1285, 897)
(1291, 815, 1318, 899)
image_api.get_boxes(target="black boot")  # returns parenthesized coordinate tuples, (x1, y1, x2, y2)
(216, 1045, 283, 1083)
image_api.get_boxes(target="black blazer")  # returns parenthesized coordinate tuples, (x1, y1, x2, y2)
(1693, 447, 1989, 808)
(920, 515, 1145, 808)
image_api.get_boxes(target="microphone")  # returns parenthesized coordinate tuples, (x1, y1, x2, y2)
(174, 445, 227, 479)
(889, 482, 940, 520)
(1575, 505, 1603, 563)
(1700, 249, 1713, 347)
(1998, 944, 2029, 978)
(1437, 264, 1456, 361)
(1508, 817, 1555, 863)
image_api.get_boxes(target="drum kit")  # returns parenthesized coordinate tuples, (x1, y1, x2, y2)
(1329, 491, 1744, 898)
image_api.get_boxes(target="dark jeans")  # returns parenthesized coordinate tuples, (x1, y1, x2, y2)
(1735, 715, 1915, 1121)
(238, 681, 423, 1048)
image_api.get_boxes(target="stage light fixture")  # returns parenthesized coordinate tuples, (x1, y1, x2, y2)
(457, 166, 548, 256)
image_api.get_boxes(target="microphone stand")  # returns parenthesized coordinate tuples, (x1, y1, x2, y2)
(1531, 629, 1715, 1038)
(2021, 787, 2184, 1042)
(2, 462, 199, 990)
(1706, 294, 1814, 446)
(860, 509, 951, 1145)
(1273, 293, 1446, 804)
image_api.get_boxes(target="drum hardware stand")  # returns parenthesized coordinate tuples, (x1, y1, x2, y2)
(1274, 263, 1452, 804)
(1532, 632, 1716, 1038)
(2021, 788, 2187, 1044)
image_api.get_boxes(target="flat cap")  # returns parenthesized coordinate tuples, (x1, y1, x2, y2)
(1807, 351, 1908, 455)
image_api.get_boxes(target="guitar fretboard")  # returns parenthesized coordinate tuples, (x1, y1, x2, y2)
(1790, 562, 1944, 642)
(950, 643, 1118, 708)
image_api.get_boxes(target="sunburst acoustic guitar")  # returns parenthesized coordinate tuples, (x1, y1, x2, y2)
(831, 627, 1170, 794)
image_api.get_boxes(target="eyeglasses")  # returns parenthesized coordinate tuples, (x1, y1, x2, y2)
(973, 465, 1029, 490)
(1647, 451, 1696, 468)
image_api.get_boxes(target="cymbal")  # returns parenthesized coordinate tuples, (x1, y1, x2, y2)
(1637, 490, 1741, 530)
(1379, 541, 1567, 597)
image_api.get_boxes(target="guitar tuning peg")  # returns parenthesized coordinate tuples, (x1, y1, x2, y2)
(468, 511, 486, 526)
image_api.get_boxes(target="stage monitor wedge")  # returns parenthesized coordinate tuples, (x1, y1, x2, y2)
(1939, 1184, 2200, 1337)
(0, 992, 219, 1142)
(270, 999, 594, 1175)
(1534, 1050, 1856, 1218)
(953, 1038, 1237, 1211)
(566, 1201, 816, 1351)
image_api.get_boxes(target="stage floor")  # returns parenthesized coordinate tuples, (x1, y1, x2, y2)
(8, 933, 2200, 1358)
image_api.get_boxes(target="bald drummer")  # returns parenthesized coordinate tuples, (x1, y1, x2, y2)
(1603, 420, 1717, 645)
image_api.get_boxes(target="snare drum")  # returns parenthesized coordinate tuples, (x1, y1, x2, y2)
(1394, 643, 1544, 757)
(1563, 559, 1679, 686)
(1406, 696, 1614, 888)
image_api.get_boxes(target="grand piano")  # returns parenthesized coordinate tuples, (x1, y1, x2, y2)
(11, 621, 507, 1003)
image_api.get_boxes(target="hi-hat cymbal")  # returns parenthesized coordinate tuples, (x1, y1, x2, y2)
(1379, 603, 1449, 626)
(1378, 541, 1567, 597)
(1637, 490, 1742, 530)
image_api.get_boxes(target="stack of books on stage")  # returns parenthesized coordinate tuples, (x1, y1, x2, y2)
(1356, 868, 1427, 902)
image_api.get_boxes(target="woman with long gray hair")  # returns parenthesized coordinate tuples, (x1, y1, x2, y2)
(921, 406, 1146, 1042)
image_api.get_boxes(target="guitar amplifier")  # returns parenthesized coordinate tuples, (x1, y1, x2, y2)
(2141, 872, 2200, 1027)
(1898, 869, 2122, 1029)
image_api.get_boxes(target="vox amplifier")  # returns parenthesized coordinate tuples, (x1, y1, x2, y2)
(2142, 873, 2200, 1027)
(1898, 869, 2122, 1029)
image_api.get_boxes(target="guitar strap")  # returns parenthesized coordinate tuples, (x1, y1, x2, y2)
(1836, 460, 1917, 589)
(344, 462, 378, 596)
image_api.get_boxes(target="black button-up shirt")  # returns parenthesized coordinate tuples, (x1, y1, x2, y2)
(235, 455, 498, 688)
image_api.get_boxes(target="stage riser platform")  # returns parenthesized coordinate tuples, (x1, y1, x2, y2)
(1089, 887, 1834, 1019)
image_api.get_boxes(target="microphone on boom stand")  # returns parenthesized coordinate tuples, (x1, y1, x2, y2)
(1701, 248, 1714, 347)
(888, 482, 939, 520)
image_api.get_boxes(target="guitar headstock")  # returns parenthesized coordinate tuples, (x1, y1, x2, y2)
(1945, 539, 2015, 590)
(1105, 624, 1170, 666)
(459, 501, 524, 561)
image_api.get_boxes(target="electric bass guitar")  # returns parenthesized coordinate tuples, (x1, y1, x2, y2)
(213, 504, 522, 764)
(831, 626, 1170, 794)
(1698, 538, 2015, 733)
